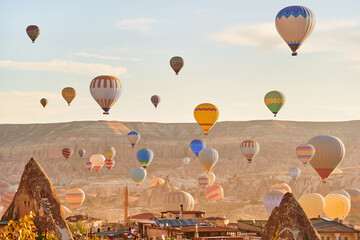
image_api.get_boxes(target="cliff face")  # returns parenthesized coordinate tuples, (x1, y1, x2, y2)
(1, 158, 73, 240)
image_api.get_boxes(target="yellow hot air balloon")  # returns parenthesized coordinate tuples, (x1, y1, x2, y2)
(298, 193, 325, 219)
(324, 193, 350, 220)
(201, 171, 215, 186)
(65, 188, 85, 209)
(62, 87, 76, 106)
(170, 56, 184, 75)
(150, 178, 165, 188)
(104, 146, 116, 159)
(194, 103, 219, 135)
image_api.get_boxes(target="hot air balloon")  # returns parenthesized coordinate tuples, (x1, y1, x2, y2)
(130, 167, 147, 186)
(190, 140, 206, 157)
(194, 103, 219, 135)
(104, 146, 116, 159)
(90, 154, 105, 171)
(85, 161, 93, 171)
(62, 205, 72, 215)
(240, 140, 260, 163)
(270, 183, 292, 193)
(164, 190, 194, 211)
(289, 167, 301, 181)
(198, 176, 209, 189)
(329, 190, 351, 201)
(296, 144, 315, 166)
(298, 193, 325, 219)
(90, 75, 122, 114)
(264, 91, 285, 117)
(105, 159, 115, 170)
(0, 182, 11, 195)
(200, 171, 216, 187)
(78, 149, 86, 158)
(275, 6, 315, 56)
(263, 190, 285, 214)
(150, 178, 165, 188)
(199, 148, 219, 172)
(62, 87, 76, 106)
(26, 25, 40, 43)
(183, 157, 190, 165)
(205, 184, 224, 202)
(137, 148, 154, 168)
(344, 188, 360, 215)
(308, 135, 345, 182)
(62, 148, 73, 159)
(324, 194, 350, 220)
(40, 98, 47, 108)
(65, 188, 85, 209)
(170, 56, 184, 75)
(151, 95, 160, 108)
(127, 131, 140, 148)
(1, 190, 16, 210)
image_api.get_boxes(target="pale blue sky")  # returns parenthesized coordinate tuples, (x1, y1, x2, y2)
(0, 0, 359, 123)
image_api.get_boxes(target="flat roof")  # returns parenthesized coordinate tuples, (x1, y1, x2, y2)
(310, 218, 360, 233)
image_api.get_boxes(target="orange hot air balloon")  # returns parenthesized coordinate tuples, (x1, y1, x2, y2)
(170, 56, 184, 75)
(40, 98, 48, 108)
(150, 178, 165, 188)
(240, 140, 260, 163)
(1, 190, 17, 210)
(62, 148, 73, 159)
(65, 188, 85, 209)
(194, 103, 219, 135)
(296, 143, 315, 166)
(62, 87, 76, 106)
(205, 184, 224, 202)
(26, 25, 40, 43)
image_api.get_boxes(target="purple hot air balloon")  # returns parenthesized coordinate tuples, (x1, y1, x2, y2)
(151, 95, 160, 108)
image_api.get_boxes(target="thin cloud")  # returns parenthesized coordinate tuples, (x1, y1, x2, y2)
(0, 59, 127, 76)
(115, 18, 158, 33)
(74, 52, 142, 62)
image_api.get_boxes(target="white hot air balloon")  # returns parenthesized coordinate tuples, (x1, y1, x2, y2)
(183, 157, 190, 165)
(199, 148, 219, 172)
(90, 154, 105, 171)
(289, 167, 301, 181)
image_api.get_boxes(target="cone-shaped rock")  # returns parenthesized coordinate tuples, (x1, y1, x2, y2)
(262, 192, 321, 240)
(1, 158, 73, 240)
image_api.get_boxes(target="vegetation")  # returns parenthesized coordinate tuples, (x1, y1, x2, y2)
(0, 212, 58, 240)
(270, 228, 280, 240)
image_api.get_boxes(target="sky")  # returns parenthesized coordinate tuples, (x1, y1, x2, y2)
(0, 0, 359, 124)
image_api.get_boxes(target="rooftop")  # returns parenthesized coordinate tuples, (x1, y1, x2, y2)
(178, 226, 239, 233)
(130, 212, 161, 220)
(310, 218, 360, 233)
(66, 215, 101, 223)
(155, 219, 200, 227)
(162, 211, 205, 214)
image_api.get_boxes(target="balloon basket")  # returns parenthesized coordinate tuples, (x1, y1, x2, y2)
(292, 52, 298, 56)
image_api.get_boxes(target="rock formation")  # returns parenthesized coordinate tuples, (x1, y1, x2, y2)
(1, 158, 73, 240)
(262, 193, 321, 240)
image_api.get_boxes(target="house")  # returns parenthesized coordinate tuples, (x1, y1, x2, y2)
(205, 217, 229, 227)
(161, 211, 205, 220)
(65, 214, 102, 233)
(310, 218, 360, 240)
(129, 212, 161, 222)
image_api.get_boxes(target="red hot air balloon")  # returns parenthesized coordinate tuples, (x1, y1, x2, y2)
(205, 184, 224, 202)
(151, 95, 160, 108)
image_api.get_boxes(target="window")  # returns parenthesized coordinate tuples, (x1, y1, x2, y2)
(326, 237, 330, 240)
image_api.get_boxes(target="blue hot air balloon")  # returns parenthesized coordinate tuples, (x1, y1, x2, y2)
(190, 140, 206, 157)
(137, 148, 154, 168)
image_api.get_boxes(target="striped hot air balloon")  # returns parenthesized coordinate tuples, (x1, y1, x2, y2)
(205, 184, 224, 202)
(137, 148, 154, 168)
(198, 176, 209, 189)
(190, 139, 206, 157)
(170, 56, 184, 75)
(0, 182, 11, 195)
(324, 193, 350, 220)
(270, 183, 292, 193)
(201, 171, 216, 187)
(62, 148, 73, 159)
(263, 190, 285, 214)
(344, 188, 360, 215)
(65, 188, 85, 209)
(62, 87, 76, 106)
(85, 161, 93, 171)
(26, 25, 40, 43)
(164, 190, 194, 211)
(150, 178, 165, 188)
(105, 159, 115, 170)
(1, 190, 16, 210)
(104, 146, 116, 159)
(127, 131, 140, 148)
(90, 75, 122, 115)
(194, 103, 219, 135)
(296, 144, 315, 166)
(298, 193, 325, 219)
(264, 91, 285, 117)
(240, 140, 260, 163)
(90, 154, 105, 171)
(289, 167, 301, 181)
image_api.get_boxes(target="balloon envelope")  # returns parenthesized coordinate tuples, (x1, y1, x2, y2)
(1, 190, 16, 210)
(62, 148, 73, 159)
(324, 194, 350, 220)
(85, 161, 94, 171)
(150, 178, 165, 188)
(40, 98, 47, 108)
(127, 131, 140, 148)
(270, 183, 292, 193)
(205, 184, 224, 202)
(65, 188, 85, 209)
(199, 148, 219, 172)
(194, 103, 219, 135)
(240, 140, 260, 163)
(183, 157, 190, 165)
(289, 167, 301, 181)
(164, 190, 194, 211)
(263, 190, 285, 214)
(62, 87, 76, 106)
(26, 25, 40, 43)
(344, 188, 360, 215)
(151, 95, 160, 108)
(198, 176, 209, 189)
(137, 148, 154, 168)
(298, 193, 325, 219)
(264, 91, 285, 117)
(130, 167, 147, 185)
(105, 159, 115, 170)
(170, 56, 184, 75)
(190, 139, 206, 157)
(0, 182, 11, 195)
(104, 146, 116, 159)
(296, 144, 315, 166)
(78, 149, 86, 158)
(90, 154, 105, 171)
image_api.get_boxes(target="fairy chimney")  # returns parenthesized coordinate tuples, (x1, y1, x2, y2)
(1, 158, 73, 240)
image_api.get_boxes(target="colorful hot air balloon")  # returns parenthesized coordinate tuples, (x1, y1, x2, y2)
(264, 91, 285, 117)
(150, 178, 165, 188)
(289, 167, 301, 181)
(344, 188, 360, 215)
(137, 148, 154, 168)
(90, 75, 122, 115)
(298, 193, 325, 219)
(40, 98, 47, 108)
(198, 176, 209, 189)
(190, 140, 206, 157)
(296, 144, 315, 166)
(104, 146, 116, 159)
(200, 171, 216, 187)
(65, 188, 85, 209)
(194, 103, 219, 135)
(308, 135, 345, 182)
(270, 183, 292, 193)
(78, 149, 86, 158)
(0, 182, 11, 195)
(240, 140, 260, 163)
(1, 190, 16, 210)
(170, 56, 184, 75)
(127, 131, 140, 148)
(62, 87, 76, 106)
(90, 154, 105, 171)
(164, 190, 194, 211)
(199, 148, 219, 172)
(151, 95, 160, 108)
(26, 25, 40, 43)
(183, 157, 190, 165)
(105, 159, 115, 170)
(130, 167, 147, 186)
(62, 148, 73, 159)
(275, 6, 315, 56)
(324, 193, 350, 220)
(263, 190, 285, 214)
(205, 184, 224, 202)
(85, 161, 94, 171)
